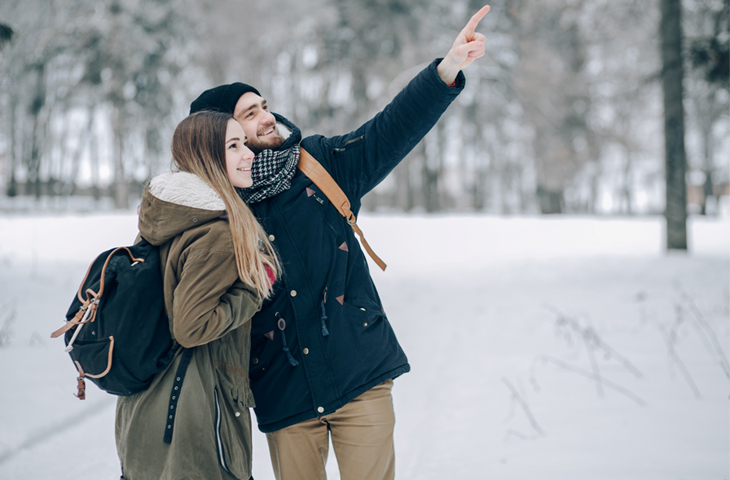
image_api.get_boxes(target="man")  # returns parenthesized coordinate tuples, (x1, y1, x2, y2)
(189, 6, 490, 479)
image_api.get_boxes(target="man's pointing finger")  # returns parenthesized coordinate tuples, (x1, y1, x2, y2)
(463, 5, 490, 36)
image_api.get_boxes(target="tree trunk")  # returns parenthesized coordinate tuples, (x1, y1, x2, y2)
(7, 94, 17, 197)
(394, 154, 414, 212)
(90, 114, 100, 202)
(422, 123, 443, 213)
(660, 0, 688, 250)
(622, 144, 633, 215)
(113, 111, 129, 209)
(537, 186, 564, 215)
(700, 91, 716, 216)
(28, 63, 46, 200)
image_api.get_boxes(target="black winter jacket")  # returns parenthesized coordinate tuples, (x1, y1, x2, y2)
(248, 59, 465, 432)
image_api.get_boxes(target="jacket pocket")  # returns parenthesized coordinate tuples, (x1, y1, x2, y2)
(340, 298, 387, 328)
(215, 361, 255, 408)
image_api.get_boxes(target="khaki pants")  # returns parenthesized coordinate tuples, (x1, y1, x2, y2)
(266, 380, 396, 480)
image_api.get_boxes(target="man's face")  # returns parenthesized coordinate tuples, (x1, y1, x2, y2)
(233, 92, 286, 154)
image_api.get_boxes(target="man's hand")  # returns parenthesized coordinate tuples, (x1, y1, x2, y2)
(437, 5, 490, 85)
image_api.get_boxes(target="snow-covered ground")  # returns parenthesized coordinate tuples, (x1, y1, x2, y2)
(0, 212, 727, 480)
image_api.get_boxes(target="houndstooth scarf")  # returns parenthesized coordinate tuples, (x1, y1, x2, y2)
(237, 114, 302, 204)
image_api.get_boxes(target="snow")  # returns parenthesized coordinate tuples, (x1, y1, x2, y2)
(0, 212, 728, 479)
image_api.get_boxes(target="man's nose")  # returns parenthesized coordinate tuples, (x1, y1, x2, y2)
(263, 111, 276, 124)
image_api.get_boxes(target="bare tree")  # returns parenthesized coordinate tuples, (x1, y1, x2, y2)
(0, 22, 12, 49)
(660, 0, 688, 250)
(510, 0, 598, 214)
(0, 0, 205, 206)
(1, 0, 713, 218)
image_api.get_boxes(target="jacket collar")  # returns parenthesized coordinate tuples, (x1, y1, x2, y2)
(139, 172, 226, 246)
(148, 172, 225, 211)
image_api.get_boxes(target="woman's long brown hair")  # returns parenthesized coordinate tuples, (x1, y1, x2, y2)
(171, 111, 280, 301)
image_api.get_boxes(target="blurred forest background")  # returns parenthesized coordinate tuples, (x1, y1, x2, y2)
(0, 0, 728, 217)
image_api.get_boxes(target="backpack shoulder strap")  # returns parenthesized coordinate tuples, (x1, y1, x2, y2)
(298, 148, 387, 271)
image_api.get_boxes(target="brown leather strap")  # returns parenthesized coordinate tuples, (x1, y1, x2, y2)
(51, 303, 88, 338)
(52, 248, 143, 339)
(298, 148, 387, 271)
(78, 247, 144, 304)
(73, 361, 86, 400)
(84, 336, 115, 379)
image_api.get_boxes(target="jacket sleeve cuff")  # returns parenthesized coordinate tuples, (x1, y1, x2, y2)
(430, 58, 466, 92)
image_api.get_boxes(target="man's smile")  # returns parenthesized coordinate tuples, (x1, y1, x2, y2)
(259, 125, 275, 137)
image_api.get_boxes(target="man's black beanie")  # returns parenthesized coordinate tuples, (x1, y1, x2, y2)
(189, 83, 261, 115)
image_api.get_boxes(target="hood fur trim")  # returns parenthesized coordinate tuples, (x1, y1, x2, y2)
(148, 172, 226, 211)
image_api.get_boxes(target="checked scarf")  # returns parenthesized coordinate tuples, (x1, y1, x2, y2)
(237, 114, 302, 204)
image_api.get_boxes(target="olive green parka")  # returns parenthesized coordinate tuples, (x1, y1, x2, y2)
(115, 171, 261, 480)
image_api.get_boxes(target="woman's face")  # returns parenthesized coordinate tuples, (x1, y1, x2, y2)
(225, 119, 255, 188)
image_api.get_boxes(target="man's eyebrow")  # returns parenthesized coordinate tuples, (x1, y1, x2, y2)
(237, 104, 256, 115)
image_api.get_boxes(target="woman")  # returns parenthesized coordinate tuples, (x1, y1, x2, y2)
(115, 111, 279, 480)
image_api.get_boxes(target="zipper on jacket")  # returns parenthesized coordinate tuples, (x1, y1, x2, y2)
(310, 190, 339, 238)
(320, 288, 330, 337)
(213, 387, 232, 474)
(333, 135, 364, 152)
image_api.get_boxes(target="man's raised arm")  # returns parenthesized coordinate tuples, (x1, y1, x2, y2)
(308, 5, 492, 202)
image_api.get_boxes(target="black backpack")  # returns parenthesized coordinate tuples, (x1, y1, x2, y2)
(51, 239, 177, 399)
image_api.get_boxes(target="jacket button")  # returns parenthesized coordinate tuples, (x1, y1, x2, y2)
(235, 412, 241, 417)
(360, 307, 366, 311)
(290, 290, 297, 297)
(363, 322, 368, 327)
(191, 218, 198, 223)
(302, 348, 309, 355)
(252, 358, 258, 364)
(268, 234, 275, 241)
(317, 406, 324, 414)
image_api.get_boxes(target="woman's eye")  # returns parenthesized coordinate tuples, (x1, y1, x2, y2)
(228, 143, 236, 149)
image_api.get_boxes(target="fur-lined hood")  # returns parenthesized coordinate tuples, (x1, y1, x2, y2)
(138, 171, 227, 246)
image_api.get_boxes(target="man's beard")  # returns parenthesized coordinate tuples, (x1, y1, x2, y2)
(247, 129, 286, 155)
